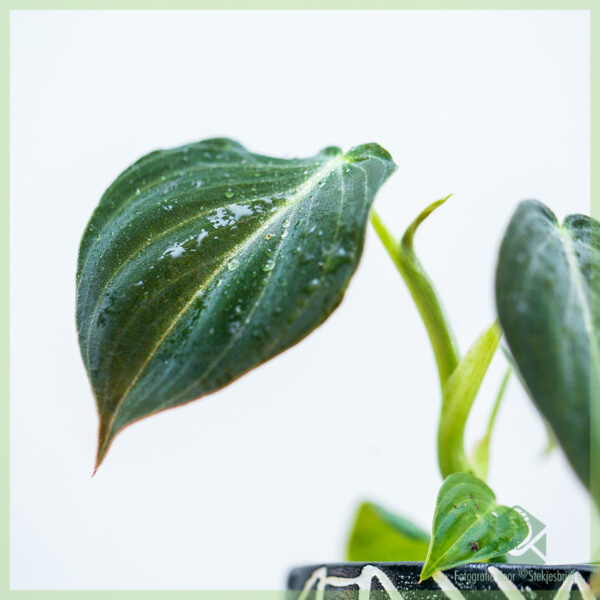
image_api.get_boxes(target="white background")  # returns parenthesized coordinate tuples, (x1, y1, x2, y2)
(10, 9, 590, 590)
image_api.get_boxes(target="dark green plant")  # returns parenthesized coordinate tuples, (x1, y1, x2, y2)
(77, 138, 598, 581)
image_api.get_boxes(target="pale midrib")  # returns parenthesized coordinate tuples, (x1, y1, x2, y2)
(158, 199, 307, 413)
(557, 228, 595, 338)
(255, 161, 352, 360)
(79, 168, 318, 281)
(557, 227, 600, 382)
(164, 159, 349, 408)
(83, 192, 282, 367)
(99, 154, 344, 449)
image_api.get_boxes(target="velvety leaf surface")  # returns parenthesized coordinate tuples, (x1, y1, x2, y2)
(420, 473, 527, 582)
(495, 200, 600, 497)
(76, 138, 396, 468)
(346, 502, 430, 562)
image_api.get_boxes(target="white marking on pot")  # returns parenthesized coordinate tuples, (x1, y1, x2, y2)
(488, 567, 526, 600)
(554, 571, 595, 600)
(297, 564, 595, 600)
(297, 565, 404, 600)
(432, 570, 467, 600)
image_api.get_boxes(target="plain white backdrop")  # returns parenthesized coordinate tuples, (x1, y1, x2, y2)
(10, 9, 590, 590)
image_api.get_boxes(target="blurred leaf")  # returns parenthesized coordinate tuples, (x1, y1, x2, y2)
(496, 200, 600, 502)
(420, 473, 527, 582)
(347, 502, 430, 562)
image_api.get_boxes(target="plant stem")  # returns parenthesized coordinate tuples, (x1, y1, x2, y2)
(472, 366, 511, 479)
(486, 367, 511, 439)
(370, 204, 459, 386)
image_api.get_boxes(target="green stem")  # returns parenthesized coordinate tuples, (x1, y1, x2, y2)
(371, 202, 504, 480)
(371, 204, 459, 386)
(471, 366, 511, 480)
(486, 367, 511, 439)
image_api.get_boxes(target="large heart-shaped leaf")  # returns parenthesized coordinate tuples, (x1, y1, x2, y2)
(77, 138, 396, 469)
(346, 502, 430, 562)
(495, 200, 600, 500)
(420, 473, 527, 582)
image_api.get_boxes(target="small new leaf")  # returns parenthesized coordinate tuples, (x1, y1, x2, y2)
(347, 502, 430, 562)
(419, 473, 527, 582)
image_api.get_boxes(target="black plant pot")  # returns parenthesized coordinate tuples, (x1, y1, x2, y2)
(286, 562, 595, 599)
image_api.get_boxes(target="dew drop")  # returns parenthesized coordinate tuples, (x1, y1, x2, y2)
(229, 203, 253, 219)
(227, 259, 240, 271)
(162, 243, 186, 259)
(196, 230, 209, 246)
(282, 219, 291, 228)
(225, 189, 235, 199)
(262, 259, 275, 272)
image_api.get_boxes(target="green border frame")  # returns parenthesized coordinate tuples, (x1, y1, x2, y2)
(1, 1, 598, 597)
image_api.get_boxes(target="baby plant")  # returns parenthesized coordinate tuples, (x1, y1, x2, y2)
(77, 138, 599, 581)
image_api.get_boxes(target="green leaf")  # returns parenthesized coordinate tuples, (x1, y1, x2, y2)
(471, 367, 511, 480)
(419, 473, 528, 582)
(495, 200, 600, 500)
(76, 138, 396, 469)
(347, 502, 430, 562)
(371, 196, 459, 386)
(437, 322, 502, 478)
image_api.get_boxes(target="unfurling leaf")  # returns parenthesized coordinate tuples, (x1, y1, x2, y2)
(437, 322, 502, 478)
(419, 473, 527, 582)
(77, 138, 396, 469)
(347, 502, 430, 562)
(371, 195, 459, 386)
(496, 200, 600, 503)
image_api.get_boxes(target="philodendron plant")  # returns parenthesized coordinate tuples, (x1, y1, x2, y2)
(77, 138, 599, 581)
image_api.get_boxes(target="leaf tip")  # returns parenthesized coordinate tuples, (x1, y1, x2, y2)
(418, 567, 433, 584)
(402, 194, 453, 249)
(93, 442, 108, 475)
(344, 143, 397, 174)
(94, 417, 116, 474)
